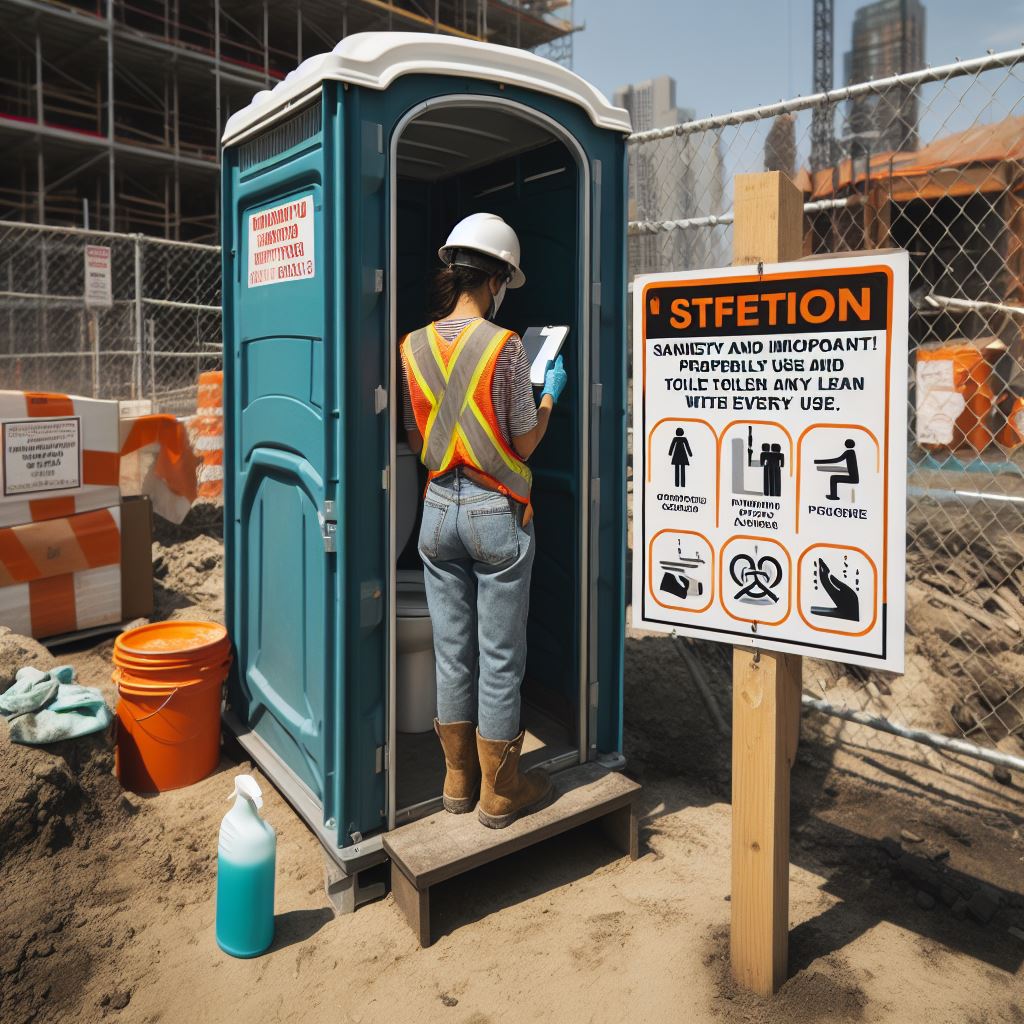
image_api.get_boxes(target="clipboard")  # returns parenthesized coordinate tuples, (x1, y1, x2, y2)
(521, 325, 570, 386)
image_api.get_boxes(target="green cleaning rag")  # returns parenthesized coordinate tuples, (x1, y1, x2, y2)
(0, 665, 113, 746)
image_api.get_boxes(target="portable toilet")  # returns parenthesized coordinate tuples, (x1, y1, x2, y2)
(220, 32, 631, 902)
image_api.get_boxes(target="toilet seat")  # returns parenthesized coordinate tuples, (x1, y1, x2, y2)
(396, 570, 430, 618)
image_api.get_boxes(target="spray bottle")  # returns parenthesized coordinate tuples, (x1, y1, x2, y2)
(216, 774, 276, 957)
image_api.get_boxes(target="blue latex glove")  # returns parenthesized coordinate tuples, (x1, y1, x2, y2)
(541, 355, 567, 404)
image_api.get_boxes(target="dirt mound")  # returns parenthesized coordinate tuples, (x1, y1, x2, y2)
(152, 500, 223, 547)
(0, 726, 122, 864)
(152, 504, 225, 624)
(0, 672, 133, 1024)
(704, 926, 868, 1023)
(0, 629, 56, 691)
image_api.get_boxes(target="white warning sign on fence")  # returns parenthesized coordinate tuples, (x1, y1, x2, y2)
(247, 194, 315, 288)
(631, 252, 909, 672)
(83, 244, 112, 309)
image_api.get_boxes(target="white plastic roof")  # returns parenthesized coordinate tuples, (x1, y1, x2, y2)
(221, 32, 631, 147)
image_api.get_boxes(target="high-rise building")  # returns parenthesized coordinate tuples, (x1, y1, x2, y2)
(0, 1, 576, 242)
(614, 75, 723, 275)
(844, 0, 926, 154)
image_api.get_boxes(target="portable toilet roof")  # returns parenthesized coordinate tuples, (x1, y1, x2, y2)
(221, 32, 632, 147)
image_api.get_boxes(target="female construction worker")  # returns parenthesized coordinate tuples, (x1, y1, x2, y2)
(400, 212, 567, 829)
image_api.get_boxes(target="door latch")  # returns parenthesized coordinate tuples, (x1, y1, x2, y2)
(320, 500, 337, 554)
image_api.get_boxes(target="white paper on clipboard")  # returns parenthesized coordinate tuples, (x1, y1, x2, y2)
(522, 326, 570, 386)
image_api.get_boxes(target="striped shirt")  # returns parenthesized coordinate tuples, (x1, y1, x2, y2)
(401, 317, 538, 445)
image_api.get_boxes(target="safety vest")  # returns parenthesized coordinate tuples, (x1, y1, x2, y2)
(401, 319, 533, 504)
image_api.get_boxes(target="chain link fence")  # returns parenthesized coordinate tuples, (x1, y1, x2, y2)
(0, 222, 221, 416)
(4, 48, 1023, 772)
(627, 47, 1024, 773)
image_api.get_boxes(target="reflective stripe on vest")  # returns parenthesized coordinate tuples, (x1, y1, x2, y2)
(402, 320, 533, 501)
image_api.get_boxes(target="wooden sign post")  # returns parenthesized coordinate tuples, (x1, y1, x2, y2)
(729, 172, 804, 996)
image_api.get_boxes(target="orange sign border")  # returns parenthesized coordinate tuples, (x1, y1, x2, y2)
(796, 543, 879, 637)
(647, 529, 715, 613)
(718, 535, 792, 627)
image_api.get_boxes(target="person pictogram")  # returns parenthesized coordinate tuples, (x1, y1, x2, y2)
(760, 442, 785, 497)
(815, 438, 859, 501)
(668, 427, 693, 488)
(733, 426, 786, 498)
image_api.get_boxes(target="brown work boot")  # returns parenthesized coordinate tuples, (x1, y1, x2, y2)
(476, 729, 555, 829)
(434, 720, 481, 814)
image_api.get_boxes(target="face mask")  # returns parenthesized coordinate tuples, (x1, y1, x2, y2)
(488, 281, 507, 319)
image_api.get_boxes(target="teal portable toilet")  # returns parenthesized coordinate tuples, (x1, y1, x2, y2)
(220, 32, 631, 905)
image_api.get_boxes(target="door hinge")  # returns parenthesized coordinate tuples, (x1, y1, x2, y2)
(374, 268, 384, 293)
(591, 381, 603, 407)
(381, 465, 389, 491)
(320, 500, 337, 553)
(375, 744, 388, 774)
(374, 385, 387, 413)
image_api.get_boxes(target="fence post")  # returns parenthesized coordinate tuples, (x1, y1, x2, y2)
(89, 313, 99, 398)
(134, 234, 144, 399)
(729, 171, 804, 997)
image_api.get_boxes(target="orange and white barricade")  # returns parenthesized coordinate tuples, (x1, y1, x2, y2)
(0, 391, 120, 528)
(0, 505, 122, 638)
(190, 370, 224, 500)
(120, 414, 201, 525)
(915, 343, 997, 454)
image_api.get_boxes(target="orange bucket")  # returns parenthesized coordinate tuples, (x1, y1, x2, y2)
(113, 621, 231, 793)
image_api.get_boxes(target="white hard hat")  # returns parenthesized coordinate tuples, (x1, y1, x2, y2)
(438, 213, 525, 289)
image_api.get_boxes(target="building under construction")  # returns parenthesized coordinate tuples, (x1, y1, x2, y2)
(0, 0, 575, 242)
(843, 0, 926, 154)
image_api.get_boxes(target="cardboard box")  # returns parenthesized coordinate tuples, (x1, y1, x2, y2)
(0, 390, 120, 528)
(120, 495, 153, 621)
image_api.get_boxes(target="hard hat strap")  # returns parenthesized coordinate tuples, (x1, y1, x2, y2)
(443, 247, 511, 281)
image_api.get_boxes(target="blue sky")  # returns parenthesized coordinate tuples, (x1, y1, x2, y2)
(573, 0, 1024, 117)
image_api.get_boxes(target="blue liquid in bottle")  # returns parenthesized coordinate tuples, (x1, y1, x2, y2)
(216, 855, 275, 957)
(216, 775, 276, 958)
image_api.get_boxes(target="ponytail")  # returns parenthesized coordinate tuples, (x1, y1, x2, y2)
(428, 264, 490, 322)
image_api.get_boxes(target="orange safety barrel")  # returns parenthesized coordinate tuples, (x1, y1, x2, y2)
(995, 393, 1024, 449)
(916, 344, 994, 454)
(191, 370, 224, 500)
(113, 621, 231, 793)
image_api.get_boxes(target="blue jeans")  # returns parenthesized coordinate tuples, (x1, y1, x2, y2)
(418, 469, 535, 741)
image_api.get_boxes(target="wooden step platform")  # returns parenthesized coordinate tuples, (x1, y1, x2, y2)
(383, 762, 641, 947)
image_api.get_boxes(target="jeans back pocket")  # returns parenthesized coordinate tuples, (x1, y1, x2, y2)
(418, 498, 448, 560)
(466, 502, 520, 565)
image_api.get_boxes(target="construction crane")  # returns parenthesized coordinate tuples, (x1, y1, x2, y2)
(810, 0, 835, 171)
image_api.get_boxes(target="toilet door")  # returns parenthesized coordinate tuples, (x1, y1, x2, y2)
(239, 447, 330, 799)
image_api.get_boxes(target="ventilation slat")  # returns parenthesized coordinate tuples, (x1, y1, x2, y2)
(239, 101, 322, 171)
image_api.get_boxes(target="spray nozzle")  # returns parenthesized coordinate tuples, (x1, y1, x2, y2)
(228, 774, 263, 810)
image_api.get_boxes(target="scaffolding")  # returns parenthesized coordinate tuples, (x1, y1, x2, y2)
(0, 0, 576, 243)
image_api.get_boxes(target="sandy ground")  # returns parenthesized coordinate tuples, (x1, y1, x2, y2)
(2, 507, 1024, 1024)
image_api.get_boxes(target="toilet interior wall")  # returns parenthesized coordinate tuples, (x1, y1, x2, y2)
(395, 116, 583, 744)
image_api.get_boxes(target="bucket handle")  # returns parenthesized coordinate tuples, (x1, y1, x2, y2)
(132, 688, 179, 723)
